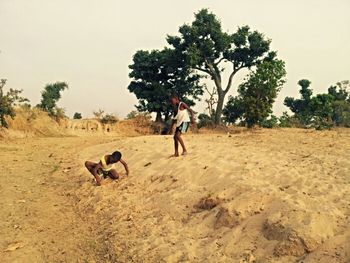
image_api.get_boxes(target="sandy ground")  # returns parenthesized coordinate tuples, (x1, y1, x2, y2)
(0, 135, 126, 262)
(1, 129, 350, 262)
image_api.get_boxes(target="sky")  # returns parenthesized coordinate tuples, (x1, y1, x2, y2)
(1, 0, 349, 118)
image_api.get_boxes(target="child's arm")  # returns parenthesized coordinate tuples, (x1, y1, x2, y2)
(92, 163, 102, 186)
(120, 159, 129, 176)
(182, 103, 196, 124)
(168, 119, 176, 135)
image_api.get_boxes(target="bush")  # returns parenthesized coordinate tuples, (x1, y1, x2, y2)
(100, 114, 118, 124)
(198, 113, 214, 128)
(260, 115, 278, 128)
(126, 110, 138, 120)
(73, 112, 82, 119)
(0, 79, 29, 128)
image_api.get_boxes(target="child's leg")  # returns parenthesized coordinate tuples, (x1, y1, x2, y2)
(176, 131, 187, 155)
(85, 161, 97, 175)
(173, 132, 180, 157)
(85, 161, 101, 185)
(108, 169, 119, 180)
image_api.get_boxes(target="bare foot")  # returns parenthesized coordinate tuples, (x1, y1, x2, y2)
(169, 153, 179, 158)
(182, 151, 188, 156)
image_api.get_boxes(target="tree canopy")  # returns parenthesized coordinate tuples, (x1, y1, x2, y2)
(37, 82, 68, 117)
(167, 8, 277, 124)
(128, 48, 203, 122)
(223, 59, 286, 127)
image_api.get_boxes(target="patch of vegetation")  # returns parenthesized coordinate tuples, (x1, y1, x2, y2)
(73, 112, 82, 119)
(0, 79, 29, 128)
(284, 80, 350, 129)
(37, 81, 68, 120)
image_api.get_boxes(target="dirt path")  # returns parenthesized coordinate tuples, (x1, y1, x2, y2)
(0, 135, 122, 263)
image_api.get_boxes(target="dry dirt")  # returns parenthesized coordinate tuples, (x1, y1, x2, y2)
(1, 129, 350, 263)
(0, 135, 125, 262)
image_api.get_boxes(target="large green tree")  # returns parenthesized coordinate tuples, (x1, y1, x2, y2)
(167, 9, 276, 124)
(128, 48, 203, 122)
(0, 79, 29, 128)
(223, 60, 286, 127)
(37, 82, 68, 117)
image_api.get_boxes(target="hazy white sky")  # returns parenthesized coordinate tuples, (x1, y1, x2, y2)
(1, 0, 349, 118)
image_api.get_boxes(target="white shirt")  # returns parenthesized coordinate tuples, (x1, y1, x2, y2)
(173, 102, 190, 127)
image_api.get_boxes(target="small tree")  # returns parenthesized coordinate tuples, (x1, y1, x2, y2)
(284, 79, 313, 125)
(73, 112, 82, 119)
(224, 60, 286, 128)
(310, 94, 334, 129)
(204, 86, 218, 119)
(328, 81, 350, 126)
(0, 79, 29, 128)
(93, 109, 105, 119)
(37, 82, 68, 117)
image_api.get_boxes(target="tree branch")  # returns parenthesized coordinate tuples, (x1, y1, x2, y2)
(224, 66, 243, 94)
(193, 66, 211, 75)
(214, 57, 225, 67)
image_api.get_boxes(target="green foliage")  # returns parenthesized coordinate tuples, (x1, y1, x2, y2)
(128, 48, 203, 122)
(100, 114, 118, 125)
(168, 8, 277, 124)
(73, 112, 82, 119)
(224, 60, 286, 128)
(278, 112, 298, 128)
(0, 79, 29, 128)
(197, 113, 215, 128)
(37, 82, 68, 118)
(284, 79, 313, 125)
(260, 115, 279, 128)
(328, 81, 350, 127)
(331, 100, 350, 127)
(222, 96, 244, 124)
(284, 80, 350, 129)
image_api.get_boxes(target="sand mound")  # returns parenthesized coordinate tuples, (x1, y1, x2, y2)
(2, 107, 65, 138)
(1, 108, 154, 139)
(72, 129, 350, 262)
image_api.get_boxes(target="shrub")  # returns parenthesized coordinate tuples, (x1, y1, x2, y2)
(73, 112, 82, 119)
(260, 115, 278, 128)
(198, 113, 215, 128)
(0, 79, 29, 128)
(100, 114, 118, 124)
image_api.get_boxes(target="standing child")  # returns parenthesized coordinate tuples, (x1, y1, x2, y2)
(85, 151, 129, 186)
(169, 95, 195, 157)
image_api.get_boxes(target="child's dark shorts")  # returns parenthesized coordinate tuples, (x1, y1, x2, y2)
(175, 122, 190, 133)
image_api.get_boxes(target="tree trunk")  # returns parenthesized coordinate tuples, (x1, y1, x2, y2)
(155, 111, 162, 123)
(215, 91, 225, 125)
